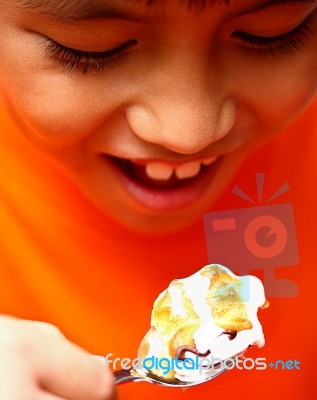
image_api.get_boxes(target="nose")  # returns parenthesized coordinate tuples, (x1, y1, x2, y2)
(125, 60, 236, 155)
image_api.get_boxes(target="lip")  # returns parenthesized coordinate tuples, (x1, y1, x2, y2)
(102, 155, 223, 211)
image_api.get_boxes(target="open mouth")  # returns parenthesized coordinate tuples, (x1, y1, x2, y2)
(110, 156, 217, 188)
(104, 155, 222, 211)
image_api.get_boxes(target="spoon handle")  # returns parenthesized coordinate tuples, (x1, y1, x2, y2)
(114, 369, 136, 384)
(114, 368, 149, 385)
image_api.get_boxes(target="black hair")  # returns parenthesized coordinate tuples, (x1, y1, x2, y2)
(146, 0, 230, 10)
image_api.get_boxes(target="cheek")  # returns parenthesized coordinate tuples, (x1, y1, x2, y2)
(0, 28, 129, 150)
(239, 55, 317, 129)
(262, 74, 317, 124)
(0, 26, 147, 152)
(1, 71, 119, 148)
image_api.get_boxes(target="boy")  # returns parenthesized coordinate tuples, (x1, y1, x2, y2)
(0, 0, 316, 399)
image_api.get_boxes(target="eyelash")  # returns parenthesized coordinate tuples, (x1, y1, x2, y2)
(232, 15, 314, 55)
(44, 38, 138, 74)
(43, 14, 315, 75)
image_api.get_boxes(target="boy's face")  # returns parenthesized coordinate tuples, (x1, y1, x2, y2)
(0, 0, 317, 232)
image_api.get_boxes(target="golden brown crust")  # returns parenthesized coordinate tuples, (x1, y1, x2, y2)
(204, 265, 252, 331)
(137, 327, 155, 360)
(261, 299, 270, 309)
(169, 322, 199, 356)
(152, 281, 199, 336)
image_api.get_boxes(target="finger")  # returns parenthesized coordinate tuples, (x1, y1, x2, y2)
(33, 335, 117, 400)
(0, 317, 116, 400)
(39, 392, 66, 400)
(33, 321, 65, 338)
(0, 351, 31, 398)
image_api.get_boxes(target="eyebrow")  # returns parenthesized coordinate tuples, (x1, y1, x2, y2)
(15, 0, 317, 22)
(16, 0, 156, 22)
(233, 0, 317, 17)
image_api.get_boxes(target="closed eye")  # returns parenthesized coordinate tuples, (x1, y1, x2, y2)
(231, 14, 314, 55)
(43, 38, 138, 74)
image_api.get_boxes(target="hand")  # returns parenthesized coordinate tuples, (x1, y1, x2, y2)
(0, 315, 117, 400)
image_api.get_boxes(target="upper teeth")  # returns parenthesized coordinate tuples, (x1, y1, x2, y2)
(175, 161, 201, 179)
(202, 156, 218, 166)
(145, 157, 218, 181)
(146, 163, 174, 181)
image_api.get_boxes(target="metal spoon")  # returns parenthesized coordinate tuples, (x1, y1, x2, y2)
(114, 359, 233, 387)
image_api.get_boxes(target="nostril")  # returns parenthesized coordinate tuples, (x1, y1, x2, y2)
(215, 99, 236, 141)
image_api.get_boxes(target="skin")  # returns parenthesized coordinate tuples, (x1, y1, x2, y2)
(0, 315, 117, 399)
(0, 1, 317, 398)
(0, 0, 317, 233)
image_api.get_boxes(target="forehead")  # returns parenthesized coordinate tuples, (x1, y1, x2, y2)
(16, 0, 231, 14)
(18, 0, 229, 6)
(13, 0, 317, 22)
(12, 0, 233, 23)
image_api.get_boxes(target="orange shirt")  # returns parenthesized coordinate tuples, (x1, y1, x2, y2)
(0, 100, 316, 400)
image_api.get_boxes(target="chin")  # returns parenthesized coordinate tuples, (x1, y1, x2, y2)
(106, 206, 206, 235)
